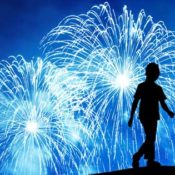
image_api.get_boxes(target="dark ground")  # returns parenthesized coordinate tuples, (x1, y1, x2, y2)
(91, 166, 175, 175)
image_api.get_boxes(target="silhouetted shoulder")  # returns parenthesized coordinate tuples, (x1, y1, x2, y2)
(134, 82, 166, 101)
(133, 83, 144, 99)
(152, 83, 167, 101)
(154, 83, 163, 90)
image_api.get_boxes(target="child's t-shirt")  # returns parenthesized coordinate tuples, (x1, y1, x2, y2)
(134, 81, 166, 121)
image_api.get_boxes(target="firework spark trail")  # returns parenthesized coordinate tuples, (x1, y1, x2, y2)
(41, 2, 175, 171)
(0, 55, 98, 175)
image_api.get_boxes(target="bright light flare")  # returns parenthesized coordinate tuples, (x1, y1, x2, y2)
(115, 73, 130, 89)
(26, 121, 39, 134)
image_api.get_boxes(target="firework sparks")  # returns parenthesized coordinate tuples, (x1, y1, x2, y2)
(41, 2, 175, 172)
(0, 55, 98, 175)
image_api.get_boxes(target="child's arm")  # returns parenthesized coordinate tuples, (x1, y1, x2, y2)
(160, 99, 174, 118)
(128, 98, 139, 127)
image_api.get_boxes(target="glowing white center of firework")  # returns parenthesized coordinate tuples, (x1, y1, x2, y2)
(72, 132, 80, 141)
(116, 73, 130, 89)
(26, 121, 38, 134)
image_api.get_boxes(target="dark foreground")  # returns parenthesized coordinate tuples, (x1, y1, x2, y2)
(91, 166, 175, 175)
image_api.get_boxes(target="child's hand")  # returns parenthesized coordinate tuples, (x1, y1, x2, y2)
(128, 118, 133, 127)
(168, 111, 174, 118)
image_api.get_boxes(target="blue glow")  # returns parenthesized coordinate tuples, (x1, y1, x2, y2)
(1, 2, 175, 175)
(42, 2, 175, 173)
(0, 56, 100, 174)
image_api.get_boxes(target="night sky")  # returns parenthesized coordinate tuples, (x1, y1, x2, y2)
(0, 0, 175, 59)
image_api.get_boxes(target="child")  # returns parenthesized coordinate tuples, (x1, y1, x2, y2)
(128, 63, 174, 168)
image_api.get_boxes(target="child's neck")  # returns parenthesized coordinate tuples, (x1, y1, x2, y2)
(145, 77, 156, 83)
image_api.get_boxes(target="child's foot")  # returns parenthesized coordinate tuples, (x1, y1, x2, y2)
(132, 154, 140, 168)
(147, 160, 161, 167)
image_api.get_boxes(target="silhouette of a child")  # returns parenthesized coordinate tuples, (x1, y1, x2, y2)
(128, 63, 174, 168)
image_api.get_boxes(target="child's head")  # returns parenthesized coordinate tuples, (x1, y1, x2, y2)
(145, 62, 160, 81)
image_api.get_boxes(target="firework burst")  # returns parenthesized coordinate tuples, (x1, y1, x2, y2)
(41, 2, 175, 171)
(0, 55, 99, 174)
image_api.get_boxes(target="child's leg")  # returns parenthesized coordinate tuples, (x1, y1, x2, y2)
(143, 120, 157, 161)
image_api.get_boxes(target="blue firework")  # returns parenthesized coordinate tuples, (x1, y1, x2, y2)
(0, 56, 98, 175)
(41, 2, 175, 171)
